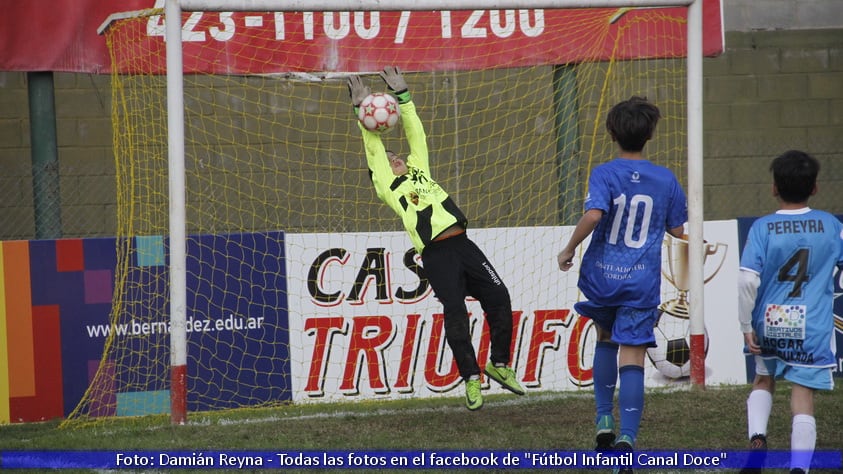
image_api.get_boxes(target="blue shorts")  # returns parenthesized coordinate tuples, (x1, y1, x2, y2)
(574, 300, 659, 347)
(754, 356, 835, 391)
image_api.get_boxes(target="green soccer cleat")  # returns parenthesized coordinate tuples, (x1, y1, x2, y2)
(484, 362, 526, 395)
(595, 414, 616, 451)
(613, 435, 634, 474)
(464, 379, 483, 411)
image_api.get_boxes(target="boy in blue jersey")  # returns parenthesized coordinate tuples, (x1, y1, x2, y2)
(557, 96, 688, 468)
(347, 67, 525, 411)
(737, 150, 843, 474)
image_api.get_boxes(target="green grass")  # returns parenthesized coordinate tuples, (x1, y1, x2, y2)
(1, 383, 841, 473)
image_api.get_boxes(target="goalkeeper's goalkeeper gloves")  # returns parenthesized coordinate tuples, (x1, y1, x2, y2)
(379, 66, 411, 104)
(347, 75, 370, 110)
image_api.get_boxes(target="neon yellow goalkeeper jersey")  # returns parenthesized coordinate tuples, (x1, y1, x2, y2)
(359, 100, 467, 255)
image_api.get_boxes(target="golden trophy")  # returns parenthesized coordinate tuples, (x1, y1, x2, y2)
(659, 233, 727, 319)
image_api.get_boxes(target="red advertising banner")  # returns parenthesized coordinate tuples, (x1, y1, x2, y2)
(1, 0, 723, 74)
(0, 0, 129, 73)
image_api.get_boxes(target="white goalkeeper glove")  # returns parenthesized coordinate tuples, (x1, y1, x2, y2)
(379, 66, 410, 104)
(347, 75, 371, 108)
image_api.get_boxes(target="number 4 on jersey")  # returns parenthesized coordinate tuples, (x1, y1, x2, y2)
(778, 248, 810, 298)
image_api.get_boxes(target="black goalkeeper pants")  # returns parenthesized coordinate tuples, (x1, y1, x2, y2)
(421, 232, 514, 380)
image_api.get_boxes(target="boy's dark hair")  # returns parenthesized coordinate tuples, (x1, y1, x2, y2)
(770, 150, 819, 203)
(606, 96, 661, 153)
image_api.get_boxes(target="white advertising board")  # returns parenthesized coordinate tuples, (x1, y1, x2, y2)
(286, 221, 744, 403)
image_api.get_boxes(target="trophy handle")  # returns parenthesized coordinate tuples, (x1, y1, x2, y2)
(661, 267, 675, 285)
(703, 242, 728, 284)
(661, 236, 675, 285)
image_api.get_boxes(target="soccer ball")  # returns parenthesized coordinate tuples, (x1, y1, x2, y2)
(646, 312, 709, 379)
(358, 92, 400, 133)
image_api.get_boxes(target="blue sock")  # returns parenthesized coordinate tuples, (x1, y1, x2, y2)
(593, 341, 619, 422)
(618, 365, 645, 444)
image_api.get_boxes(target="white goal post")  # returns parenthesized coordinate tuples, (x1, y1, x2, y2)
(163, 0, 707, 424)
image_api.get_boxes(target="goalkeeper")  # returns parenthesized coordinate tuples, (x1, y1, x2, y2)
(347, 66, 525, 411)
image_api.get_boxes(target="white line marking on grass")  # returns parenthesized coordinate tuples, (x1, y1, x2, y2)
(205, 391, 593, 427)
(92, 385, 697, 435)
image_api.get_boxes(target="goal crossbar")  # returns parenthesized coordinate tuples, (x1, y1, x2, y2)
(179, 0, 694, 12)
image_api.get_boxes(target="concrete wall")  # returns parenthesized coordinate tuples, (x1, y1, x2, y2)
(1, 24, 842, 239)
(0, 73, 115, 240)
(703, 28, 843, 219)
(724, 0, 843, 32)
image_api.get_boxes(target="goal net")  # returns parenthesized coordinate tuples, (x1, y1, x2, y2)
(67, 0, 718, 424)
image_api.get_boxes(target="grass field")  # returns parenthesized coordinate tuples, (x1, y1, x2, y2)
(1, 382, 841, 473)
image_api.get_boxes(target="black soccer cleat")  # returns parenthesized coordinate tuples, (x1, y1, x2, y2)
(739, 433, 768, 474)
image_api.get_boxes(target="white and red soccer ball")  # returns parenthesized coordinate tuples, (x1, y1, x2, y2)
(358, 92, 400, 133)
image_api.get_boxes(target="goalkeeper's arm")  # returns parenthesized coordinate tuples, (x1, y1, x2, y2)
(347, 74, 393, 200)
(379, 66, 428, 169)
